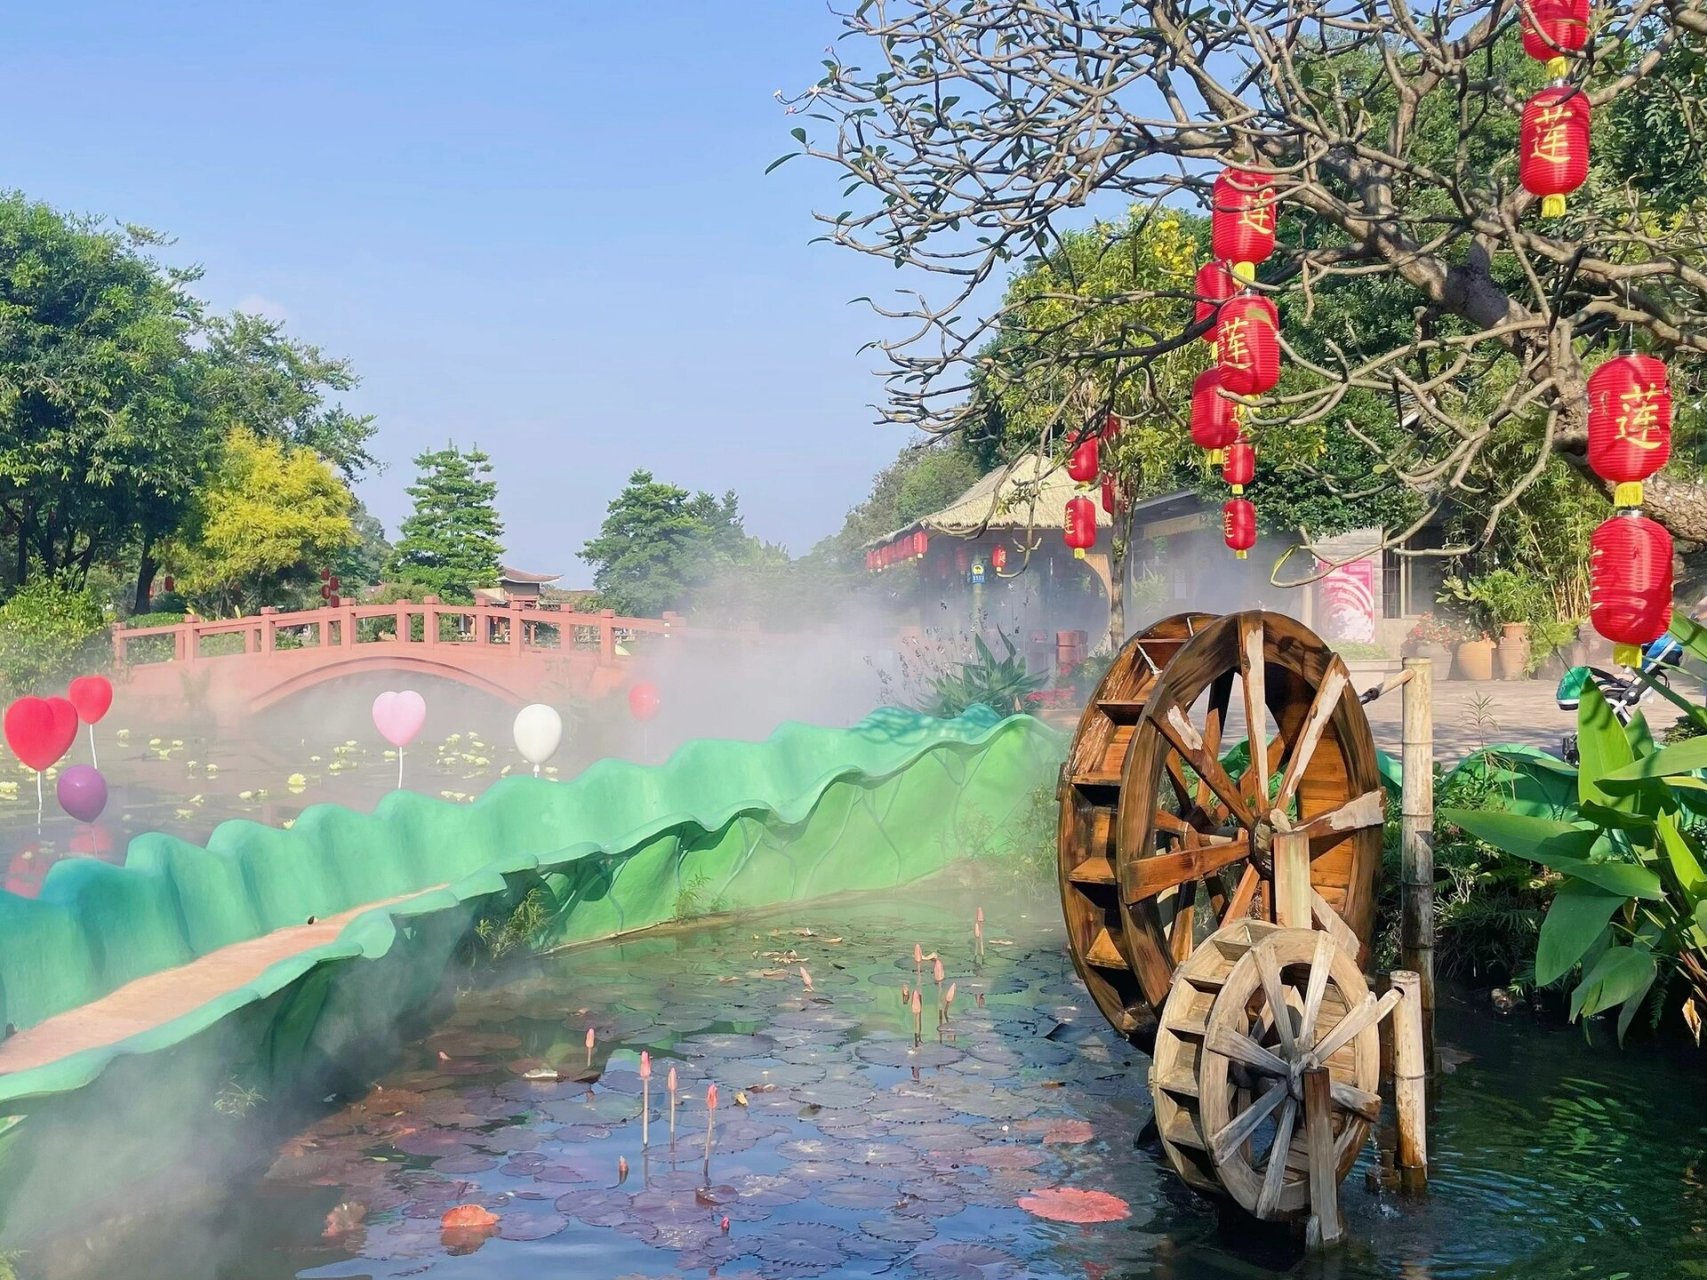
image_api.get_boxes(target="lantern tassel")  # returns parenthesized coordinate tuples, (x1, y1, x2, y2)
(1232, 261, 1256, 284)
(1542, 194, 1566, 218)
(1073, 548, 1086, 560)
(1613, 642, 1642, 670)
(1235, 550, 1248, 561)
(1231, 484, 1244, 495)
(1546, 56, 1568, 78)
(1614, 482, 1645, 509)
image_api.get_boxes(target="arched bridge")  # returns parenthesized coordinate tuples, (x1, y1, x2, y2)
(110, 599, 720, 728)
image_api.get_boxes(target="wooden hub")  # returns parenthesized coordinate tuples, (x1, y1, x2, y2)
(1056, 611, 1385, 1048)
(1150, 922, 1383, 1219)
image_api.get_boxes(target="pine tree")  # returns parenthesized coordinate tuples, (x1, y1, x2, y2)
(388, 443, 504, 602)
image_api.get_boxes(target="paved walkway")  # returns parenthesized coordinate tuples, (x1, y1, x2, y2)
(1358, 676, 1571, 764)
(0, 888, 441, 1079)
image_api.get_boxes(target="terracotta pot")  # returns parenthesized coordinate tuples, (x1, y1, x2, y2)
(1496, 622, 1531, 680)
(1456, 638, 1496, 682)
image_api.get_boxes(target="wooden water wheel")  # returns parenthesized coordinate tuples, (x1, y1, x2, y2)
(1149, 920, 1388, 1216)
(1057, 611, 1386, 1048)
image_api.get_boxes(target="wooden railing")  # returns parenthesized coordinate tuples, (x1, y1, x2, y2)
(111, 598, 704, 668)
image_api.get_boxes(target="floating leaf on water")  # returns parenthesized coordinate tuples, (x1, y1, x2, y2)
(858, 1215, 936, 1245)
(439, 1204, 499, 1229)
(1017, 1186, 1131, 1223)
(1043, 1119, 1095, 1144)
(431, 1154, 498, 1175)
(322, 1201, 367, 1239)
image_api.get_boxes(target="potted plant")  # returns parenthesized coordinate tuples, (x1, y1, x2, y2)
(1403, 613, 1456, 673)
(1455, 630, 1496, 681)
(1443, 570, 1544, 681)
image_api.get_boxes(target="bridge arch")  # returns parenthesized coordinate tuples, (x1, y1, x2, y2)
(249, 653, 536, 714)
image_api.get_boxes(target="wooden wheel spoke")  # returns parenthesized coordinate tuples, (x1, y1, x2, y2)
(1127, 838, 1245, 902)
(1209, 1079, 1287, 1165)
(1154, 701, 1255, 830)
(1294, 789, 1386, 842)
(1207, 1023, 1289, 1077)
(1154, 808, 1193, 838)
(1197, 672, 1236, 813)
(1169, 881, 1198, 962)
(1223, 865, 1260, 922)
(1299, 931, 1334, 1044)
(1308, 989, 1401, 1067)
(1256, 945, 1299, 1061)
(1163, 751, 1197, 814)
(1256, 1097, 1299, 1218)
(1274, 662, 1349, 810)
(1237, 613, 1269, 808)
(1331, 1080, 1383, 1122)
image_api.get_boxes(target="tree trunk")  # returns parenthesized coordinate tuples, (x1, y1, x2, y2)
(1108, 518, 1128, 651)
(134, 537, 158, 615)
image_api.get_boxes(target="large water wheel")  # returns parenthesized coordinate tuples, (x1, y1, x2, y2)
(1057, 610, 1391, 1221)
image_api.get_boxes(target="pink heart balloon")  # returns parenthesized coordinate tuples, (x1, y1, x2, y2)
(371, 690, 427, 749)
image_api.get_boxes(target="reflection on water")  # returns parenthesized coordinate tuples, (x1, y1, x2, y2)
(22, 886, 1707, 1280)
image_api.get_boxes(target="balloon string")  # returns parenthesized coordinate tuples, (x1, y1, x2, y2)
(398, 747, 404, 791)
(88, 724, 98, 770)
(36, 771, 43, 827)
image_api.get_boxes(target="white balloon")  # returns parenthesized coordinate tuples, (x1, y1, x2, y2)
(512, 703, 563, 770)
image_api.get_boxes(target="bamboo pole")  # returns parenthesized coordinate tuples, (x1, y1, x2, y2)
(1273, 829, 1311, 930)
(1391, 969, 1429, 1192)
(1302, 1066, 1344, 1248)
(1399, 657, 1436, 1067)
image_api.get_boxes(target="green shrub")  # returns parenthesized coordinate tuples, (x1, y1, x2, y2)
(0, 581, 108, 695)
(914, 631, 1045, 718)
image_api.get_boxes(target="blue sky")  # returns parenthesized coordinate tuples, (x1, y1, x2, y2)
(1, 1, 920, 584)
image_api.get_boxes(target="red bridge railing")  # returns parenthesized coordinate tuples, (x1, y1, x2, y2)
(111, 599, 711, 668)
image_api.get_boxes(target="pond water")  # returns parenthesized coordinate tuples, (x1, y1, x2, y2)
(39, 884, 1707, 1280)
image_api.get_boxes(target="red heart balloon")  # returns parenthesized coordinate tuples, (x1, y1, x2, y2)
(4, 696, 79, 773)
(66, 675, 114, 725)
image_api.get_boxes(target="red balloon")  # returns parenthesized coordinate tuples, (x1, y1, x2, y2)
(67, 675, 113, 725)
(629, 682, 661, 721)
(4, 696, 79, 773)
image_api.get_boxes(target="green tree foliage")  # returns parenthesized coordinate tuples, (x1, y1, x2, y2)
(166, 428, 357, 617)
(333, 499, 393, 591)
(830, 440, 983, 561)
(0, 579, 107, 695)
(388, 444, 504, 603)
(582, 470, 776, 616)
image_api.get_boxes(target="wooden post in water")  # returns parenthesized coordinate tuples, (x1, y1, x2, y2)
(1302, 1065, 1344, 1248)
(1273, 828, 1311, 930)
(1399, 657, 1435, 1067)
(1391, 969, 1429, 1191)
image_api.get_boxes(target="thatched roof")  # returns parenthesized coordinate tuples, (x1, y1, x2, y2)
(873, 455, 1115, 545)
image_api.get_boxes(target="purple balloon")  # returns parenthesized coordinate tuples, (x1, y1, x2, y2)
(57, 764, 108, 824)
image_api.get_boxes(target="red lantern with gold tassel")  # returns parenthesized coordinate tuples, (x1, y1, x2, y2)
(1210, 170, 1276, 278)
(1521, 0, 1589, 74)
(1223, 498, 1257, 560)
(1587, 353, 1672, 507)
(1217, 294, 1280, 396)
(1195, 261, 1238, 349)
(1101, 411, 1122, 442)
(1101, 477, 1119, 516)
(1521, 87, 1590, 218)
(1223, 437, 1256, 494)
(991, 544, 1008, 573)
(1191, 368, 1240, 462)
(1064, 496, 1096, 559)
(1067, 434, 1099, 485)
(1590, 513, 1673, 668)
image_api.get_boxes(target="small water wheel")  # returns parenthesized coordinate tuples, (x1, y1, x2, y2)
(1058, 610, 1395, 1225)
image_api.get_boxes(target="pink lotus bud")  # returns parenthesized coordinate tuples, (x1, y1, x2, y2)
(901, 983, 910, 1004)
(945, 982, 957, 1005)
(639, 1051, 651, 1080)
(911, 989, 922, 1014)
(974, 920, 983, 938)
(586, 1027, 596, 1050)
(933, 957, 945, 984)
(913, 943, 922, 966)
(706, 1083, 720, 1111)
(800, 965, 813, 990)
(976, 907, 984, 924)
(720, 1215, 730, 1233)
(667, 1067, 678, 1093)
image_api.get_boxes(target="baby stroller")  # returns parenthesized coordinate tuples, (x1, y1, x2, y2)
(1556, 634, 1685, 765)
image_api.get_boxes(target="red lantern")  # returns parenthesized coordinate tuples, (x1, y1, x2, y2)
(991, 544, 1008, 572)
(1195, 260, 1239, 343)
(1588, 353, 1672, 506)
(1521, 87, 1589, 218)
(1217, 294, 1280, 396)
(163, 576, 175, 594)
(1211, 170, 1277, 273)
(1191, 368, 1241, 459)
(1067, 434, 1099, 485)
(330, 575, 342, 592)
(320, 584, 330, 600)
(329, 593, 341, 608)
(1223, 498, 1257, 560)
(1064, 496, 1096, 559)
(1101, 477, 1119, 516)
(1590, 514, 1673, 668)
(321, 568, 331, 582)
(1521, 0, 1589, 70)
(1223, 437, 1256, 493)
(1101, 411, 1122, 442)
